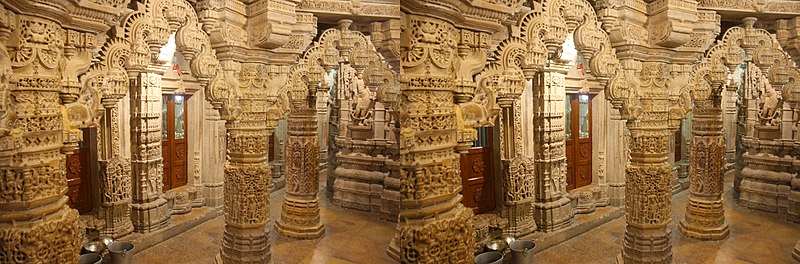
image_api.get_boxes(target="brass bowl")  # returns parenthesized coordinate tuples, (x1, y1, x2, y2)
(82, 241, 107, 254)
(98, 236, 115, 247)
(499, 234, 516, 247)
(485, 239, 508, 252)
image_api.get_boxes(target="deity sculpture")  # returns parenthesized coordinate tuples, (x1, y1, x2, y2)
(755, 74, 780, 124)
(351, 78, 372, 126)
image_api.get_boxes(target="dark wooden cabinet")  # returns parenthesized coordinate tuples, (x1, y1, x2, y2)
(565, 94, 592, 190)
(162, 95, 188, 192)
(460, 127, 495, 214)
(66, 128, 94, 214)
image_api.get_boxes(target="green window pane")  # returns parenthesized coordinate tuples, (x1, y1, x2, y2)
(162, 95, 168, 140)
(175, 95, 185, 139)
(565, 96, 572, 140)
(579, 94, 589, 139)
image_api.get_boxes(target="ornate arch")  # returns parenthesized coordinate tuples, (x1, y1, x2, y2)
(684, 18, 800, 111)
(72, 0, 222, 128)
(286, 22, 398, 112)
(470, 0, 621, 124)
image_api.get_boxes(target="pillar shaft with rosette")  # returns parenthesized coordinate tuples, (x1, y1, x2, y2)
(276, 103, 324, 238)
(679, 100, 729, 240)
(129, 69, 171, 233)
(395, 14, 475, 263)
(0, 13, 85, 263)
(532, 67, 573, 231)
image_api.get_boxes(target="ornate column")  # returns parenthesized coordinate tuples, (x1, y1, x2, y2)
(97, 104, 134, 237)
(271, 119, 288, 191)
(129, 67, 171, 232)
(202, 94, 225, 207)
(218, 62, 277, 263)
(393, 14, 475, 263)
(679, 99, 729, 240)
(606, 105, 628, 207)
(532, 64, 573, 232)
(612, 61, 696, 264)
(0, 12, 85, 263)
(276, 76, 325, 239)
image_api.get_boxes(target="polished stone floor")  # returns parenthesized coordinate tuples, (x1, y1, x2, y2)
(137, 171, 800, 263)
(537, 172, 800, 264)
(135, 173, 396, 264)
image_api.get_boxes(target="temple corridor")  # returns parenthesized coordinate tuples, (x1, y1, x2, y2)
(4, 0, 800, 263)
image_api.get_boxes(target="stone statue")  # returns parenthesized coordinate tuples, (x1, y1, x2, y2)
(757, 74, 780, 123)
(351, 78, 372, 126)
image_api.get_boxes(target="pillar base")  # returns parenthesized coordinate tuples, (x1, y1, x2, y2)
(678, 220, 729, 240)
(622, 225, 673, 264)
(533, 197, 574, 232)
(396, 204, 474, 263)
(130, 197, 170, 233)
(275, 196, 325, 239)
(0, 205, 82, 263)
(386, 234, 401, 262)
(679, 197, 728, 240)
(221, 225, 272, 264)
(502, 202, 537, 236)
(792, 240, 800, 262)
(98, 201, 134, 238)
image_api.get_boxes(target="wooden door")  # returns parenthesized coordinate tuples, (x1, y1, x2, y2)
(565, 94, 592, 190)
(66, 128, 94, 214)
(460, 127, 495, 214)
(162, 94, 188, 191)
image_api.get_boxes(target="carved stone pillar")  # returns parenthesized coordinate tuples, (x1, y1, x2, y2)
(606, 105, 627, 207)
(317, 80, 330, 171)
(129, 69, 171, 233)
(271, 119, 288, 191)
(618, 62, 685, 264)
(393, 14, 474, 263)
(622, 124, 674, 264)
(97, 105, 134, 237)
(0, 13, 85, 263)
(532, 66, 574, 232)
(218, 62, 282, 263)
(679, 100, 729, 240)
(202, 96, 225, 207)
(276, 93, 324, 239)
(499, 98, 537, 236)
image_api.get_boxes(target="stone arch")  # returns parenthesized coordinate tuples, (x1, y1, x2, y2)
(684, 19, 800, 112)
(467, 0, 622, 235)
(74, 0, 222, 237)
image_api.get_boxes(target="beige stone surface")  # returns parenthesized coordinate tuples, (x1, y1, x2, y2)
(136, 172, 395, 264)
(538, 172, 800, 264)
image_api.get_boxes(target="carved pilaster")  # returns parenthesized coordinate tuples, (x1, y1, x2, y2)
(129, 69, 170, 233)
(679, 100, 729, 240)
(531, 67, 573, 232)
(393, 14, 474, 263)
(97, 105, 134, 238)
